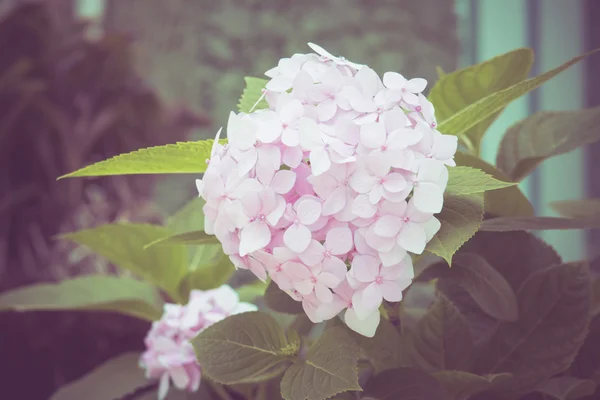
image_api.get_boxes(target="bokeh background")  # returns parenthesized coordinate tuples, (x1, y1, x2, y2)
(0, 0, 598, 399)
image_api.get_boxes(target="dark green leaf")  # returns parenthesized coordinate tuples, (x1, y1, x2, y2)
(144, 230, 220, 249)
(429, 48, 534, 153)
(592, 278, 600, 317)
(437, 231, 561, 348)
(497, 106, 600, 181)
(432, 371, 512, 400)
(238, 77, 270, 113)
(405, 294, 473, 372)
(425, 193, 484, 265)
(454, 152, 534, 217)
(58, 140, 222, 178)
(437, 48, 599, 139)
(49, 353, 148, 400)
(452, 253, 519, 322)
(62, 223, 188, 300)
(532, 377, 596, 400)
(280, 326, 362, 400)
(551, 199, 600, 219)
(192, 311, 299, 384)
(474, 262, 591, 394)
(0, 275, 163, 321)
(479, 216, 600, 232)
(340, 318, 404, 374)
(265, 281, 303, 314)
(363, 367, 447, 400)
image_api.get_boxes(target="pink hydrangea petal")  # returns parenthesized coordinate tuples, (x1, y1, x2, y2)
(349, 170, 375, 193)
(239, 221, 271, 256)
(344, 307, 380, 338)
(309, 147, 331, 176)
(322, 186, 347, 216)
(317, 295, 347, 320)
(282, 128, 300, 147)
(158, 373, 171, 400)
(413, 182, 444, 213)
(362, 282, 384, 311)
(406, 78, 428, 93)
(299, 118, 323, 150)
(382, 173, 407, 193)
(373, 215, 403, 238)
(323, 256, 349, 281)
(360, 122, 386, 149)
(281, 98, 304, 123)
(282, 146, 303, 168)
(283, 223, 312, 253)
(299, 240, 326, 266)
(423, 217, 442, 241)
(258, 119, 283, 143)
(270, 170, 296, 194)
(352, 194, 377, 218)
(351, 255, 380, 282)
(403, 92, 419, 105)
(382, 72, 407, 90)
(282, 261, 312, 280)
(398, 222, 427, 254)
(295, 279, 315, 295)
(380, 281, 404, 302)
(317, 99, 338, 122)
(325, 226, 353, 254)
(296, 198, 322, 225)
(379, 245, 408, 267)
(315, 282, 333, 303)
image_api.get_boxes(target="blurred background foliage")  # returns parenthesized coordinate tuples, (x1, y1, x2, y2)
(0, 1, 458, 399)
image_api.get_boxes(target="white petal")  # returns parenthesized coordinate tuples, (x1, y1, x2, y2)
(344, 308, 380, 338)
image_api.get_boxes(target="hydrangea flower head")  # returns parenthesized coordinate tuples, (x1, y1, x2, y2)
(139, 285, 257, 399)
(197, 43, 457, 337)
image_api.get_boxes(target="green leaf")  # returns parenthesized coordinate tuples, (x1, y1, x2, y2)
(334, 318, 403, 374)
(58, 140, 220, 179)
(192, 311, 299, 384)
(432, 371, 512, 400)
(144, 230, 220, 249)
(177, 251, 235, 297)
(362, 367, 447, 400)
(405, 294, 474, 372)
(49, 352, 148, 400)
(479, 216, 600, 232)
(551, 199, 600, 219)
(532, 377, 596, 400)
(0, 276, 163, 321)
(236, 280, 268, 303)
(452, 253, 519, 322)
(166, 196, 226, 277)
(264, 280, 304, 314)
(167, 197, 207, 234)
(436, 65, 446, 78)
(497, 106, 600, 181)
(474, 262, 591, 394)
(429, 48, 534, 153)
(446, 166, 516, 195)
(454, 152, 534, 217)
(62, 223, 188, 301)
(437, 231, 561, 347)
(437, 48, 600, 139)
(425, 193, 484, 265)
(238, 77, 270, 113)
(280, 326, 362, 400)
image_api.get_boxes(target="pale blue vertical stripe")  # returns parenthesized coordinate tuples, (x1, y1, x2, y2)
(537, 1, 586, 261)
(475, 0, 533, 200)
(75, 0, 106, 18)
